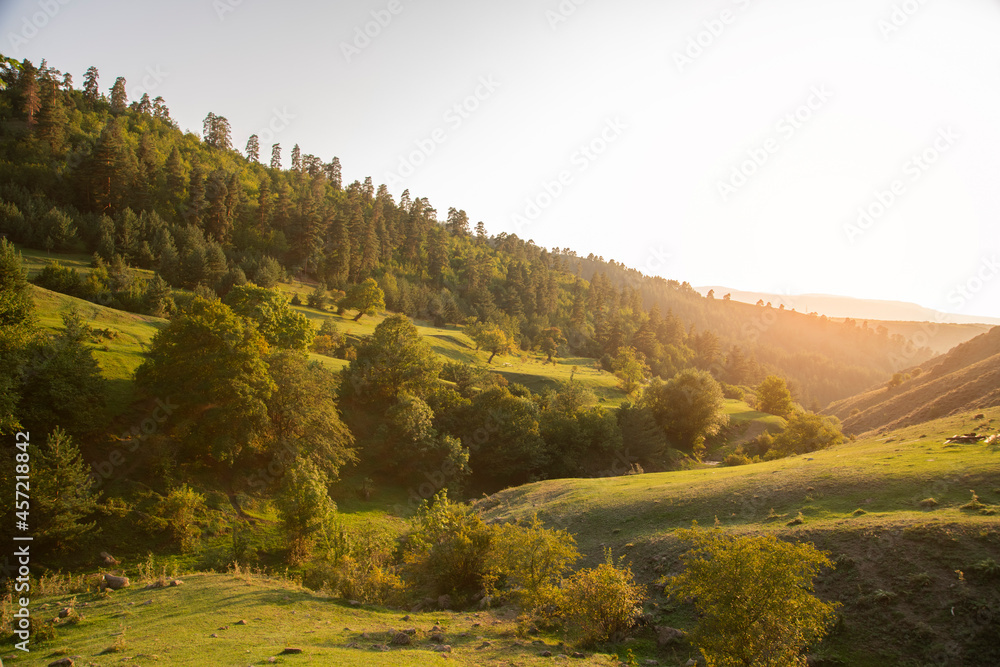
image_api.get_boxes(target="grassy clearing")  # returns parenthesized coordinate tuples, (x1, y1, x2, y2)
(9, 573, 633, 666)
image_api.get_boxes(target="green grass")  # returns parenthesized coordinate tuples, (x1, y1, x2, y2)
(11, 573, 631, 666)
(29, 285, 167, 417)
(478, 407, 1000, 666)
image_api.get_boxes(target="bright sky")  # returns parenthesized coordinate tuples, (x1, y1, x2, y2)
(3, 0, 1000, 319)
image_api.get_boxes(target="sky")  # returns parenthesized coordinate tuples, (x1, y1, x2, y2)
(3, 0, 1000, 319)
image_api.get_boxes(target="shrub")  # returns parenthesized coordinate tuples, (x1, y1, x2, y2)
(274, 457, 338, 564)
(724, 451, 752, 467)
(486, 515, 580, 612)
(664, 525, 839, 667)
(403, 491, 492, 605)
(561, 549, 645, 645)
(154, 485, 207, 552)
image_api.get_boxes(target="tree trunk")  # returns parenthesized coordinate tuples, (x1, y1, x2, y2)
(488, 351, 497, 364)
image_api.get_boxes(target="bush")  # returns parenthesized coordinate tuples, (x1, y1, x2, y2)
(486, 515, 579, 611)
(664, 525, 839, 667)
(154, 485, 207, 552)
(402, 491, 492, 605)
(723, 450, 752, 467)
(561, 549, 645, 645)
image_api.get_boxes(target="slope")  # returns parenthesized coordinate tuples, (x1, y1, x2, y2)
(478, 407, 1000, 666)
(826, 326, 1000, 435)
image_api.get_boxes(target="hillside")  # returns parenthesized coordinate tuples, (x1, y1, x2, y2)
(478, 407, 1000, 666)
(827, 326, 1000, 435)
(694, 286, 1000, 327)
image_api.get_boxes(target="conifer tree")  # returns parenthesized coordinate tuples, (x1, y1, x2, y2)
(270, 143, 282, 170)
(245, 134, 260, 162)
(82, 65, 99, 103)
(109, 76, 127, 114)
(33, 427, 99, 552)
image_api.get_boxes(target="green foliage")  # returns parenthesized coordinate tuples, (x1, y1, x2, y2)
(136, 297, 275, 465)
(464, 387, 546, 490)
(379, 394, 470, 488)
(262, 350, 356, 483)
(18, 308, 107, 436)
(771, 412, 844, 456)
(403, 491, 493, 604)
(468, 321, 516, 364)
(153, 484, 207, 553)
(756, 375, 795, 417)
(562, 549, 646, 645)
(664, 525, 840, 667)
(32, 427, 100, 552)
(340, 314, 442, 406)
(612, 346, 649, 395)
(0, 238, 36, 433)
(338, 278, 386, 321)
(486, 515, 579, 611)
(223, 283, 312, 350)
(274, 457, 337, 564)
(642, 369, 728, 457)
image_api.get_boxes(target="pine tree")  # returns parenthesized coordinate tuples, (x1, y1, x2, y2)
(152, 95, 171, 122)
(37, 75, 67, 152)
(136, 92, 152, 115)
(82, 65, 99, 103)
(270, 143, 282, 170)
(326, 156, 342, 190)
(186, 161, 207, 227)
(109, 76, 127, 114)
(21, 62, 40, 129)
(245, 134, 260, 162)
(33, 427, 99, 551)
(291, 144, 302, 172)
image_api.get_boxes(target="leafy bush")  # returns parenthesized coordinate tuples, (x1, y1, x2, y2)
(561, 549, 645, 645)
(402, 491, 492, 605)
(486, 515, 579, 611)
(723, 450, 752, 467)
(664, 525, 839, 667)
(154, 485, 207, 552)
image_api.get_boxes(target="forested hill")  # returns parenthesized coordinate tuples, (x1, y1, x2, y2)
(0, 55, 933, 406)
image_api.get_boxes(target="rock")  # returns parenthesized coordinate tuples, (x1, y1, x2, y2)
(349, 600, 362, 607)
(279, 648, 303, 655)
(100, 551, 119, 566)
(437, 594, 452, 610)
(572, 652, 586, 659)
(477, 641, 493, 650)
(58, 607, 73, 618)
(402, 628, 417, 635)
(433, 645, 452, 653)
(402, 615, 411, 621)
(235, 619, 248, 625)
(169, 579, 184, 586)
(431, 624, 443, 632)
(391, 632, 412, 646)
(656, 626, 687, 648)
(210, 633, 219, 638)
(685, 660, 698, 667)
(103, 574, 130, 590)
(430, 632, 446, 643)
(48, 660, 75, 667)
(371, 644, 390, 651)
(540, 650, 553, 657)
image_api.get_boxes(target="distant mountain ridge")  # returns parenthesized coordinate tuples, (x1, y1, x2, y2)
(826, 326, 1000, 435)
(694, 287, 1000, 326)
